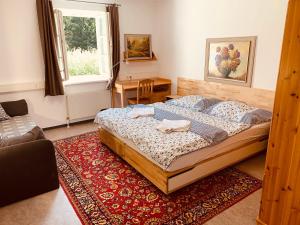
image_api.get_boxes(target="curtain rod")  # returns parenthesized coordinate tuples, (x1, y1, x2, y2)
(64, 0, 121, 7)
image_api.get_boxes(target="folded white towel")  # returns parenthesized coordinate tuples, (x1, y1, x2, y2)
(127, 107, 155, 119)
(156, 119, 191, 133)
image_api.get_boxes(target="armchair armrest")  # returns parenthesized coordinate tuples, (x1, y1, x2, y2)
(0, 139, 59, 207)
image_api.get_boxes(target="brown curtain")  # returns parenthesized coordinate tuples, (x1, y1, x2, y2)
(106, 4, 120, 90)
(36, 0, 64, 96)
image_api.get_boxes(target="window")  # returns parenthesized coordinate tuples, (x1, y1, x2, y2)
(54, 8, 111, 82)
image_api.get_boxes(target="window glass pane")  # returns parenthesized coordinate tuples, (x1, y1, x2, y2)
(98, 37, 105, 53)
(58, 10, 110, 78)
(100, 58, 106, 74)
(98, 16, 107, 36)
(102, 39, 109, 55)
(99, 18, 104, 36)
(96, 38, 109, 56)
(63, 16, 100, 76)
(60, 71, 66, 80)
(58, 58, 64, 70)
(55, 9, 68, 80)
(57, 38, 63, 58)
(96, 16, 110, 75)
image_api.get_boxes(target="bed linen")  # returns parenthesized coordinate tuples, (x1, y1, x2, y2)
(95, 102, 251, 170)
(101, 122, 270, 172)
(204, 100, 272, 124)
(153, 107, 228, 143)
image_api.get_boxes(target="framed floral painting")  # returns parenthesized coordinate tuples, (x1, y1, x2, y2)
(124, 34, 152, 60)
(204, 36, 256, 87)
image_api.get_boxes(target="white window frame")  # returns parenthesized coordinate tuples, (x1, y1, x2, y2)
(54, 4, 111, 84)
(54, 9, 69, 81)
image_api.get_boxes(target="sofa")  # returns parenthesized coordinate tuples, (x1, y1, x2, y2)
(0, 100, 59, 207)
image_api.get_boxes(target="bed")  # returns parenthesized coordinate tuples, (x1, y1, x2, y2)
(95, 78, 275, 194)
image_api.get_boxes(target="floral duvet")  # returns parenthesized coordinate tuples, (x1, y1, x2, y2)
(95, 102, 250, 170)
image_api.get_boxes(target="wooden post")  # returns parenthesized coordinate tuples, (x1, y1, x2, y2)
(257, 0, 300, 225)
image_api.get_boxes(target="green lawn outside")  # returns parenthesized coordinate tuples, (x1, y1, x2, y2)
(67, 49, 100, 76)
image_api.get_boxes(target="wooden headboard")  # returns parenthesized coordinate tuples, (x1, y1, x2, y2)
(177, 77, 275, 110)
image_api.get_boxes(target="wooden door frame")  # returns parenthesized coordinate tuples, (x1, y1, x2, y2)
(257, 0, 300, 224)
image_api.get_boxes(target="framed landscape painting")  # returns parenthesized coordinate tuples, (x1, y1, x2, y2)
(125, 34, 152, 60)
(204, 36, 256, 87)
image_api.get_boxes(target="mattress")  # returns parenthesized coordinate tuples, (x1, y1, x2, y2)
(100, 122, 270, 172)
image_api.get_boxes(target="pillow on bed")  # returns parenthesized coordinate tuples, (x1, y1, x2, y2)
(205, 101, 254, 122)
(194, 98, 221, 111)
(205, 100, 272, 124)
(239, 109, 272, 124)
(166, 95, 220, 111)
(0, 104, 10, 121)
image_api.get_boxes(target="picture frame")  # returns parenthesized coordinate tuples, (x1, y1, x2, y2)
(124, 34, 152, 60)
(204, 36, 257, 87)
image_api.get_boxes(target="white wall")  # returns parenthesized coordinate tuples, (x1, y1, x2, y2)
(0, 0, 161, 128)
(157, 0, 288, 92)
(0, 0, 288, 128)
(119, 0, 161, 80)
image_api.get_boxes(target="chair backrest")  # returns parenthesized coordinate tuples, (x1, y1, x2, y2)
(137, 79, 154, 103)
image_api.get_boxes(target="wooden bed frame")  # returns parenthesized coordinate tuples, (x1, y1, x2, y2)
(99, 77, 275, 194)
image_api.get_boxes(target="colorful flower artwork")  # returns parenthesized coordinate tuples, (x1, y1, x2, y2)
(205, 37, 256, 87)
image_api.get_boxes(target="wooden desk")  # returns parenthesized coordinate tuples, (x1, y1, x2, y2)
(112, 77, 171, 107)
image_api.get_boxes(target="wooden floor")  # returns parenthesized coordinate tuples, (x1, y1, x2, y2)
(0, 122, 265, 225)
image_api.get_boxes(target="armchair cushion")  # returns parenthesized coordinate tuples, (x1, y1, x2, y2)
(1, 99, 28, 117)
(0, 115, 36, 138)
(0, 126, 45, 148)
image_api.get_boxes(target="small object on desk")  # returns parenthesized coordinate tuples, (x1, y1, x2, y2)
(112, 77, 171, 108)
(166, 95, 182, 100)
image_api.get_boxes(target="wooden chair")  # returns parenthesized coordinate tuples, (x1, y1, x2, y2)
(128, 79, 154, 105)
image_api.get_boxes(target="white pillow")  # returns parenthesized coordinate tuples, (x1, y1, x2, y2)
(206, 101, 255, 122)
(166, 95, 220, 111)
(166, 95, 205, 109)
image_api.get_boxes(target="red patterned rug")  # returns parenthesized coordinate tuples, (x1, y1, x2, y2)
(54, 132, 261, 225)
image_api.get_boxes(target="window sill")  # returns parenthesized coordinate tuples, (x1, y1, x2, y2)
(63, 75, 109, 86)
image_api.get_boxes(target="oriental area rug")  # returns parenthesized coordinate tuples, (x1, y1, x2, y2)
(54, 132, 261, 225)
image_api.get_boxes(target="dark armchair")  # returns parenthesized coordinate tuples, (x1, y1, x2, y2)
(0, 100, 59, 207)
